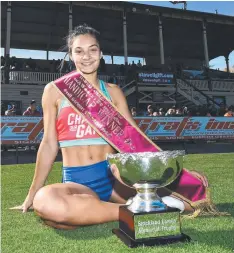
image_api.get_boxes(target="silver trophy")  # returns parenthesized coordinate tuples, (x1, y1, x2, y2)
(107, 150, 190, 247)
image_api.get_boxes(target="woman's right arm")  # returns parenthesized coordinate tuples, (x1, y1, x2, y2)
(28, 83, 59, 195)
(11, 83, 59, 212)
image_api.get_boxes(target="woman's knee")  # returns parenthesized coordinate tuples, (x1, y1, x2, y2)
(33, 185, 54, 211)
(33, 185, 69, 223)
(33, 187, 48, 213)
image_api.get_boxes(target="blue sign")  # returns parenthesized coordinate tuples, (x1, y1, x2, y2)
(138, 72, 174, 85)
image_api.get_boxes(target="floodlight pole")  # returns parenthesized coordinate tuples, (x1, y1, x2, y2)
(68, 2, 73, 71)
(69, 2, 73, 32)
(225, 56, 230, 73)
(5, 1, 11, 58)
(123, 10, 128, 66)
(202, 20, 209, 68)
(5, 1, 12, 84)
(158, 16, 165, 65)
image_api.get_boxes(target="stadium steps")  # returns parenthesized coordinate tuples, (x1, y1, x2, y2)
(123, 79, 203, 107)
(176, 78, 221, 108)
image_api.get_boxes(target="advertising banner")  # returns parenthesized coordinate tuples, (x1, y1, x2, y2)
(1, 116, 234, 144)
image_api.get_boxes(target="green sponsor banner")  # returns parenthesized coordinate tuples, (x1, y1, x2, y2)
(134, 212, 181, 239)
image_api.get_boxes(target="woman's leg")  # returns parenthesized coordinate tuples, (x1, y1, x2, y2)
(33, 182, 122, 228)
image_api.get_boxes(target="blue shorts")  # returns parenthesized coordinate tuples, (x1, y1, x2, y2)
(62, 160, 115, 201)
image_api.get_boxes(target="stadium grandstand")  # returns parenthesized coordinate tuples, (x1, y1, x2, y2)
(1, 1, 234, 116)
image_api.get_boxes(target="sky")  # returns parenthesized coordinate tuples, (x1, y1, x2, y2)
(133, 1, 234, 16)
(1, 1, 234, 70)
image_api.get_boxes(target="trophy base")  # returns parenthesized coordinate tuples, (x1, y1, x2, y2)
(115, 205, 191, 248)
(112, 228, 190, 248)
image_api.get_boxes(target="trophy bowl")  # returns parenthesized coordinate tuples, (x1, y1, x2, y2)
(107, 150, 185, 213)
(107, 150, 185, 187)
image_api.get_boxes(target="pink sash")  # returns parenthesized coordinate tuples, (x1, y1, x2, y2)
(54, 71, 161, 153)
(52, 71, 226, 217)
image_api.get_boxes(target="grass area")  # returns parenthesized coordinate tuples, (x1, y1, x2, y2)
(2, 153, 234, 253)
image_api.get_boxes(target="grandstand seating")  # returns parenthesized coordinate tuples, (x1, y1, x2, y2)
(2, 68, 234, 113)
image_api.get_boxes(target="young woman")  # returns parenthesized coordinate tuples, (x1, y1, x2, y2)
(11, 24, 207, 230)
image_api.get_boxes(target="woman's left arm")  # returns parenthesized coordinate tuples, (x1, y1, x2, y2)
(110, 85, 138, 128)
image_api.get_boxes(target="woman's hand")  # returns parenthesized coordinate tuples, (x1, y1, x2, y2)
(10, 194, 34, 213)
(110, 164, 122, 182)
(190, 170, 209, 187)
(110, 164, 135, 189)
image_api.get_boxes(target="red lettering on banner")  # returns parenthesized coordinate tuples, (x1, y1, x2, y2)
(12, 123, 37, 133)
(175, 117, 190, 136)
(1, 122, 16, 128)
(216, 122, 226, 129)
(135, 119, 152, 132)
(223, 122, 234, 130)
(149, 122, 161, 131)
(205, 119, 214, 129)
(205, 119, 234, 130)
(134, 119, 142, 126)
(0, 123, 6, 128)
(205, 119, 223, 130)
(184, 121, 200, 130)
(28, 119, 44, 140)
(164, 122, 180, 130)
(213, 122, 225, 130)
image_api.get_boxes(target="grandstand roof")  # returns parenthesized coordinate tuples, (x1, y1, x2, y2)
(1, 1, 234, 60)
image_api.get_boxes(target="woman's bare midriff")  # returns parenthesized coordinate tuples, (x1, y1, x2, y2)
(55, 84, 118, 167)
(61, 144, 116, 167)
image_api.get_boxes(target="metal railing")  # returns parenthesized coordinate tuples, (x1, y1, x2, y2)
(2, 70, 233, 94)
(9, 71, 63, 84)
(6, 71, 126, 86)
(187, 79, 234, 92)
(187, 80, 209, 91)
(212, 80, 234, 92)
